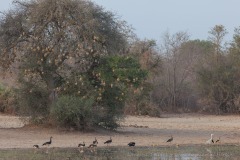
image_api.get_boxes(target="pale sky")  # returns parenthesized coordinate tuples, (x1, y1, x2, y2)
(1, 0, 240, 42)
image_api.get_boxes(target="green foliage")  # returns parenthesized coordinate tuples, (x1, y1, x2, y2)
(0, 83, 16, 114)
(124, 39, 162, 115)
(0, 0, 139, 129)
(125, 82, 160, 116)
(94, 56, 147, 87)
(16, 79, 49, 118)
(196, 60, 239, 113)
(195, 25, 240, 114)
(49, 55, 148, 130)
(92, 56, 147, 128)
(50, 96, 95, 130)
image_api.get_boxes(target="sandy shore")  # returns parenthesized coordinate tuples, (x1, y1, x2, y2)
(0, 113, 239, 148)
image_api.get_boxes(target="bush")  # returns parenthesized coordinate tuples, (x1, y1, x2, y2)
(50, 96, 95, 130)
(53, 55, 147, 130)
(16, 81, 49, 121)
(15, 55, 147, 130)
(0, 83, 16, 114)
(90, 55, 147, 129)
(98, 86, 125, 129)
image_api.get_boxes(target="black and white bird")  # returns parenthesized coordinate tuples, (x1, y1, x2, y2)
(166, 135, 173, 143)
(215, 137, 220, 143)
(104, 137, 112, 145)
(88, 143, 97, 148)
(88, 143, 97, 153)
(78, 142, 85, 147)
(42, 136, 53, 146)
(128, 142, 135, 147)
(206, 134, 214, 144)
(93, 137, 98, 145)
(33, 145, 39, 149)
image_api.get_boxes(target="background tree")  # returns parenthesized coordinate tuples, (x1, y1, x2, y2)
(125, 39, 162, 116)
(153, 33, 217, 112)
(157, 31, 193, 111)
(196, 25, 239, 113)
(225, 27, 240, 113)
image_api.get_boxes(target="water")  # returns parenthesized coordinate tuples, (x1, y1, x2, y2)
(0, 145, 239, 160)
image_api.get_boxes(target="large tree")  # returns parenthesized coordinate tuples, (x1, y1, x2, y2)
(196, 25, 239, 113)
(0, 0, 146, 129)
(0, 0, 131, 98)
(158, 31, 190, 111)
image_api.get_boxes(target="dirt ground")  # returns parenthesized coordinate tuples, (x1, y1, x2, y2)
(0, 113, 240, 148)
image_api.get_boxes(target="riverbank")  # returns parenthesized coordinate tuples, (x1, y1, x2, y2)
(0, 114, 239, 148)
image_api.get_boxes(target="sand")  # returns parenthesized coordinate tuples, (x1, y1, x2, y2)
(0, 113, 239, 148)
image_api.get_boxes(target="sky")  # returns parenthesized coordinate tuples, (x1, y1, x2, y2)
(1, 0, 240, 43)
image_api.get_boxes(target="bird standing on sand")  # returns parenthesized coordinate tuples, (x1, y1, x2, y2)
(104, 137, 112, 145)
(128, 142, 135, 147)
(166, 135, 173, 143)
(88, 144, 97, 148)
(78, 142, 85, 153)
(33, 145, 39, 149)
(42, 136, 53, 146)
(93, 137, 98, 145)
(206, 134, 214, 144)
(78, 142, 85, 147)
(215, 137, 220, 143)
(88, 143, 97, 153)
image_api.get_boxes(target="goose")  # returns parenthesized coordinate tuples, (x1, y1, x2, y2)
(104, 137, 112, 145)
(88, 143, 97, 148)
(215, 137, 220, 143)
(42, 136, 53, 146)
(166, 135, 173, 143)
(93, 137, 98, 144)
(33, 144, 39, 149)
(78, 142, 85, 147)
(206, 134, 214, 144)
(88, 143, 97, 153)
(128, 142, 135, 147)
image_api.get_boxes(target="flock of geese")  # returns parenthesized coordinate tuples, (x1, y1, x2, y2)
(33, 136, 135, 150)
(33, 133, 219, 150)
(33, 136, 53, 149)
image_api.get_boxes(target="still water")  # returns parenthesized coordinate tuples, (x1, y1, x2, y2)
(0, 145, 239, 160)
